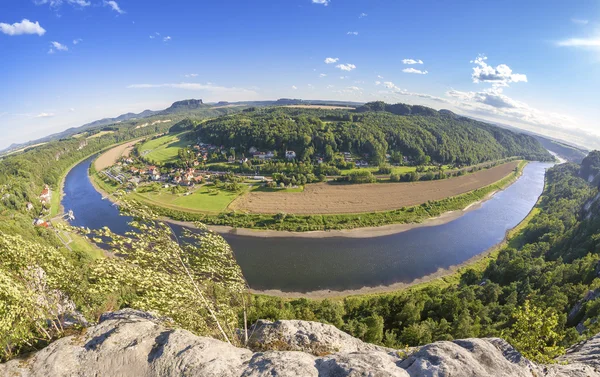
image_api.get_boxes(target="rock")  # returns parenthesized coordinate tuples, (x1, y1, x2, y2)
(2, 309, 600, 376)
(248, 319, 392, 355)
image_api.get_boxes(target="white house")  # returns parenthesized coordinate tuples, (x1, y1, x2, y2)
(285, 150, 296, 160)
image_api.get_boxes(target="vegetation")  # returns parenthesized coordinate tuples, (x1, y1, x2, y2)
(138, 133, 191, 164)
(243, 159, 600, 362)
(194, 104, 552, 166)
(136, 161, 526, 231)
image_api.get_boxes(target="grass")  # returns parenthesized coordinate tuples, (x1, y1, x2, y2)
(139, 132, 190, 164)
(141, 161, 528, 231)
(340, 166, 418, 176)
(253, 185, 305, 193)
(132, 185, 243, 213)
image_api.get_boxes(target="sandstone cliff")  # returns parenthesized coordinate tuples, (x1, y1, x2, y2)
(1, 309, 599, 376)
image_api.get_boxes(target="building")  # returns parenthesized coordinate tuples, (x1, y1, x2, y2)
(285, 150, 296, 160)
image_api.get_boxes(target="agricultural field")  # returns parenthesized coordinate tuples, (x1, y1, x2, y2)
(133, 185, 242, 213)
(139, 132, 190, 164)
(87, 130, 115, 139)
(230, 161, 520, 214)
(94, 139, 141, 171)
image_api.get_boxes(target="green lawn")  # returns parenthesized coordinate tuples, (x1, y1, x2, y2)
(139, 132, 191, 164)
(134, 185, 242, 213)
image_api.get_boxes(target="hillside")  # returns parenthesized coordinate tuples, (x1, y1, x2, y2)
(194, 102, 553, 165)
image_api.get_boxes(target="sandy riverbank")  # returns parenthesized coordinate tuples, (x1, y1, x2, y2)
(202, 191, 495, 239)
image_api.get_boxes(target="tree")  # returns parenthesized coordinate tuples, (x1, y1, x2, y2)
(505, 301, 565, 363)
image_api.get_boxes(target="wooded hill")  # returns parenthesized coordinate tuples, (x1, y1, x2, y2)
(194, 102, 553, 165)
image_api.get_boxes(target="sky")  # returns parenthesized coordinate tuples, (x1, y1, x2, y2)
(2, 0, 600, 150)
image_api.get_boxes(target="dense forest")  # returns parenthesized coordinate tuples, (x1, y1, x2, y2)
(246, 152, 600, 362)
(194, 103, 553, 165)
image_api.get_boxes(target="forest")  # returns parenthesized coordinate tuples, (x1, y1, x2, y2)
(245, 152, 600, 362)
(194, 103, 553, 166)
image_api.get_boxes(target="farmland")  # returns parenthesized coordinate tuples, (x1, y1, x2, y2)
(138, 132, 190, 164)
(94, 139, 141, 171)
(132, 185, 243, 213)
(230, 161, 520, 214)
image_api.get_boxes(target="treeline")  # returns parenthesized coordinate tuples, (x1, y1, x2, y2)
(245, 156, 600, 362)
(193, 104, 552, 166)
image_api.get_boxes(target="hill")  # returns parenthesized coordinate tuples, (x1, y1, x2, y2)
(194, 102, 553, 165)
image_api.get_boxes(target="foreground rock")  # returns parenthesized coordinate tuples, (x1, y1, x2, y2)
(1, 309, 600, 376)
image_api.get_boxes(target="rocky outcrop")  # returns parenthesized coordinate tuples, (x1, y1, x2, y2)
(2, 309, 600, 376)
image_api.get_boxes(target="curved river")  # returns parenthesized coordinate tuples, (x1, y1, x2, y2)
(63, 156, 552, 294)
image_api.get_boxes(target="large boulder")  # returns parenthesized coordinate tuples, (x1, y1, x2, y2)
(2, 309, 600, 376)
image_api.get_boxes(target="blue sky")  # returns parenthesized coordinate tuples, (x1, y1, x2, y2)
(2, 0, 600, 149)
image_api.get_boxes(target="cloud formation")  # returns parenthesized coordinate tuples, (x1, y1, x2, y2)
(185, 73, 198, 78)
(470, 55, 526, 87)
(571, 18, 589, 25)
(319, 73, 327, 77)
(336, 63, 356, 71)
(347, 31, 358, 36)
(359, 13, 368, 18)
(104, 0, 125, 14)
(35, 112, 55, 118)
(312, 0, 330, 5)
(35, 0, 90, 7)
(163, 36, 171, 42)
(402, 58, 423, 65)
(127, 82, 258, 95)
(0, 19, 46, 36)
(73, 38, 82, 45)
(403, 68, 428, 74)
(324, 57, 339, 64)
(51, 41, 68, 51)
(556, 37, 600, 47)
(292, 85, 298, 90)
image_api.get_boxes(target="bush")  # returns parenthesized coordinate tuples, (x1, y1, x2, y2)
(390, 173, 400, 182)
(348, 170, 377, 184)
(377, 164, 392, 174)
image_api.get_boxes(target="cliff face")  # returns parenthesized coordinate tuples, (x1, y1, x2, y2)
(1, 309, 599, 377)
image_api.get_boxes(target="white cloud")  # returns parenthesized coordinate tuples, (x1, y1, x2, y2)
(556, 37, 600, 47)
(403, 68, 428, 75)
(127, 82, 259, 95)
(163, 36, 171, 42)
(470, 55, 526, 86)
(73, 38, 82, 45)
(359, 13, 367, 18)
(35, 112, 55, 118)
(324, 57, 339, 64)
(48, 48, 55, 54)
(312, 0, 330, 5)
(35, 0, 90, 7)
(347, 31, 358, 36)
(336, 63, 356, 71)
(377, 75, 383, 79)
(339, 76, 348, 79)
(319, 73, 327, 77)
(185, 73, 199, 78)
(572, 18, 589, 25)
(69, 108, 76, 112)
(375, 81, 381, 85)
(383, 81, 401, 91)
(292, 85, 298, 90)
(402, 58, 423, 65)
(0, 19, 46, 36)
(51, 41, 68, 51)
(104, 0, 125, 14)
(326, 85, 334, 89)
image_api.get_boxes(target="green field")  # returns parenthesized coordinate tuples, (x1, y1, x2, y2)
(139, 132, 190, 164)
(133, 185, 242, 213)
(339, 165, 419, 176)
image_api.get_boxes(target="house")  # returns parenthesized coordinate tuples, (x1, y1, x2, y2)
(39, 185, 51, 204)
(26, 202, 34, 211)
(355, 160, 369, 167)
(151, 174, 161, 181)
(239, 157, 248, 164)
(249, 146, 258, 154)
(130, 167, 139, 174)
(128, 177, 141, 185)
(173, 176, 182, 184)
(285, 150, 296, 160)
(317, 158, 324, 164)
(227, 156, 235, 163)
(193, 160, 200, 166)
(150, 167, 160, 176)
(33, 218, 49, 227)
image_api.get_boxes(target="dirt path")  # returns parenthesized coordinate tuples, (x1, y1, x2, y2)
(231, 161, 519, 214)
(94, 139, 143, 171)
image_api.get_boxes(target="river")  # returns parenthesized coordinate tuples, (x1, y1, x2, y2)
(62, 156, 552, 295)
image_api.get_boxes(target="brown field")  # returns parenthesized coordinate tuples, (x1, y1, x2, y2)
(283, 105, 355, 110)
(94, 139, 141, 171)
(230, 161, 519, 214)
(87, 130, 115, 139)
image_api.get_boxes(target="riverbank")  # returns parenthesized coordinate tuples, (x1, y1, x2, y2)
(250, 187, 545, 299)
(89, 160, 528, 237)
